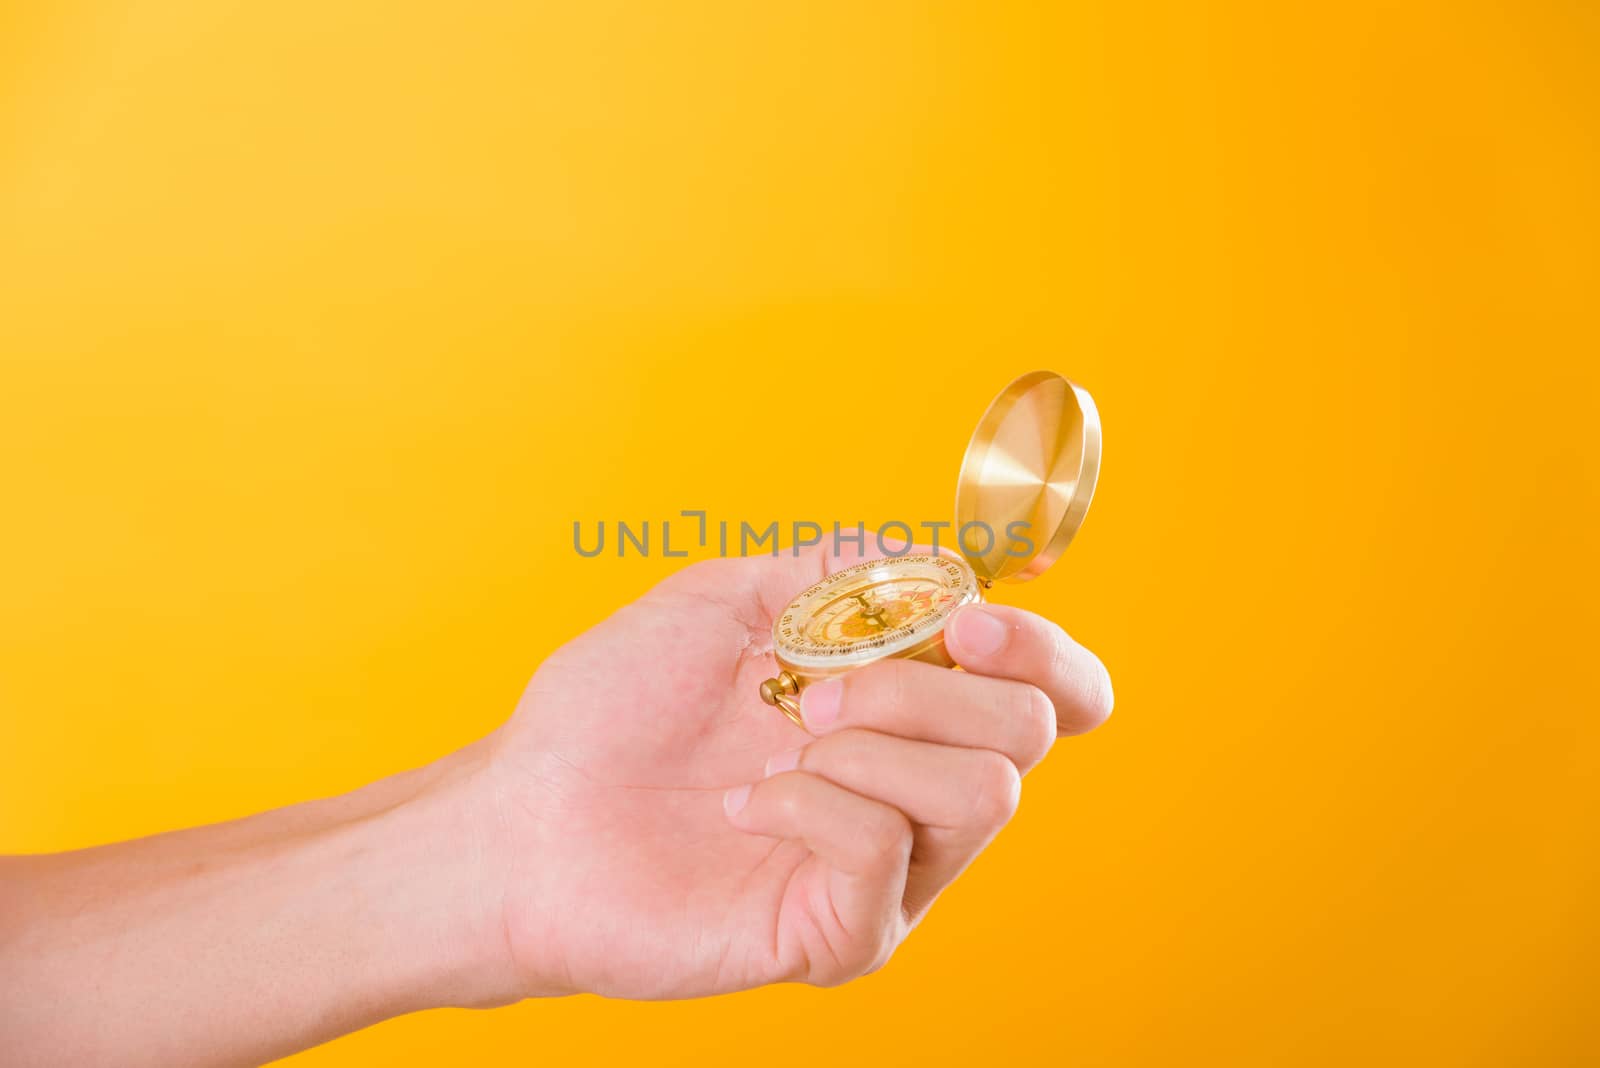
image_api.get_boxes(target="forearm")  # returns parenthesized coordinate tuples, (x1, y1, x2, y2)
(0, 742, 517, 1067)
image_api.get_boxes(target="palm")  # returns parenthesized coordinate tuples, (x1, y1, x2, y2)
(490, 551, 891, 999)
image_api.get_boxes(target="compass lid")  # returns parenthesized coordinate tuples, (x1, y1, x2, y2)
(954, 370, 1102, 584)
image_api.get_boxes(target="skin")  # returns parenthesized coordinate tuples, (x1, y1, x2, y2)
(0, 544, 1112, 1066)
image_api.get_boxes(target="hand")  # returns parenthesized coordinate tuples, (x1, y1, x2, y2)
(0, 544, 1112, 1065)
(476, 545, 1114, 1000)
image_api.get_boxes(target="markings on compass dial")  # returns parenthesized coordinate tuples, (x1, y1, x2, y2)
(775, 554, 977, 662)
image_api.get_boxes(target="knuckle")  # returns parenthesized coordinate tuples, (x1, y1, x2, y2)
(863, 907, 909, 978)
(1015, 683, 1058, 762)
(969, 751, 1022, 828)
(845, 662, 888, 721)
(863, 927, 901, 977)
(772, 782, 808, 822)
(1042, 619, 1078, 685)
(817, 926, 899, 987)
(855, 660, 921, 723)
(859, 806, 913, 862)
(807, 729, 868, 777)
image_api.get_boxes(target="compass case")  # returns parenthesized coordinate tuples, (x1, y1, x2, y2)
(954, 370, 1102, 584)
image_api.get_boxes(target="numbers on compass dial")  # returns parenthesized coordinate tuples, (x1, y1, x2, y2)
(774, 554, 979, 669)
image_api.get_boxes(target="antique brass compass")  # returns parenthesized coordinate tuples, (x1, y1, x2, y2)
(759, 370, 1102, 727)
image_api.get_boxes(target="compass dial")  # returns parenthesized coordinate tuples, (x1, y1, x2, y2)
(774, 554, 980, 671)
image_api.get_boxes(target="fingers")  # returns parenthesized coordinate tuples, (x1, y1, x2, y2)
(765, 731, 1017, 834)
(723, 772, 911, 982)
(943, 604, 1114, 736)
(722, 603, 1110, 982)
(799, 659, 1058, 771)
(765, 730, 1019, 917)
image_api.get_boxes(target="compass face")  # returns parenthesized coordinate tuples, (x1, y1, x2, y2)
(774, 554, 980, 670)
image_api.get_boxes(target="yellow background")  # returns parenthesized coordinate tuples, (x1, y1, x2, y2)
(3, 2, 1596, 1064)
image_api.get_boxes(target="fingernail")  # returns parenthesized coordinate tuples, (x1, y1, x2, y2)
(764, 747, 802, 777)
(723, 784, 752, 818)
(952, 605, 1010, 656)
(801, 678, 843, 732)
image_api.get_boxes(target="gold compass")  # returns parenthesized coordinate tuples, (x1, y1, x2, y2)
(759, 370, 1102, 726)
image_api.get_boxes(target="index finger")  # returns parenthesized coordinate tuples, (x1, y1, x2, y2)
(943, 604, 1114, 736)
(798, 659, 1058, 772)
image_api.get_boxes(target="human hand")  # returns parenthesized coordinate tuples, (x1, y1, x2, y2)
(0, 544, 1113, 1066)
(470, 545, 1114, 1000)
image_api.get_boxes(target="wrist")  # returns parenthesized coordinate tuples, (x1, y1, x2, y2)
(369, 738, 525, 1011)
